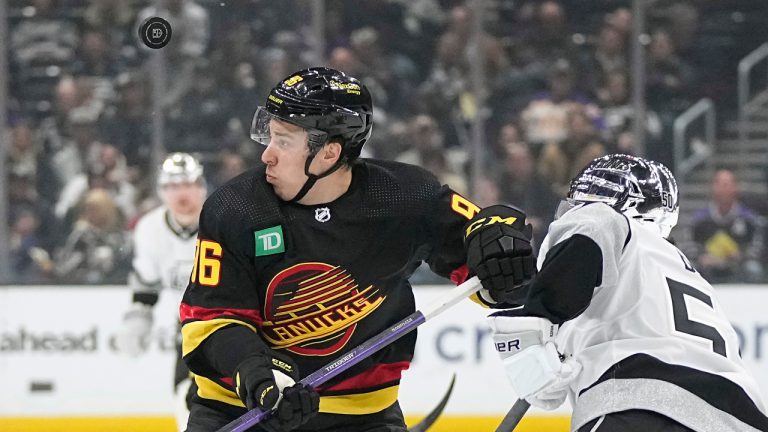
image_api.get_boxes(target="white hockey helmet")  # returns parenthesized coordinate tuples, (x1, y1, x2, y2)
(157, 153, 204, 186)
(563, 154, 679, 238)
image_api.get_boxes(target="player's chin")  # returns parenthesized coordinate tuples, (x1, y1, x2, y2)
(271, 184, 294, 201)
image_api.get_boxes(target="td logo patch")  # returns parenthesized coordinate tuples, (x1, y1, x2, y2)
(255, 226, 285, 256)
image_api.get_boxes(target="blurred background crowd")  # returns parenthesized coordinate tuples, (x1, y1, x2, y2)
(4, 0, 768, 285)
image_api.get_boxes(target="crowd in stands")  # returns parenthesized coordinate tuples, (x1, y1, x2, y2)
(4, 0, 768, 284)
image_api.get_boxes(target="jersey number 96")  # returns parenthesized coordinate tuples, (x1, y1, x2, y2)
(191, 239, 222, 286)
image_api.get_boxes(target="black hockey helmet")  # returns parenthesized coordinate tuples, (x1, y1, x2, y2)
(251, 67, 373, 162)
(560, 154, 679, 238)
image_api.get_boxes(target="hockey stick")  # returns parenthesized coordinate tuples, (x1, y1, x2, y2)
(217, 276, 482, 432)
(494, 399, 531, 432)
(407, 373, 457, 432)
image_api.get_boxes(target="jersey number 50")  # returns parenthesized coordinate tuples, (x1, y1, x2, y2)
(667, 277, 727, 357)
(191, 239, 222, 286)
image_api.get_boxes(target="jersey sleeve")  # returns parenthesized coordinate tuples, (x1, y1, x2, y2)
(423, 185, 531, 308)
(130, 216, 162, 306)
(522, 203, 630, 323)
(179, 193, 266, 381)
(423, 185, 477, 285)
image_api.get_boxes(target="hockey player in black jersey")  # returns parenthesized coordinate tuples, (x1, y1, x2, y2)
(179, 67, 535, 431)
(483, 154, 768, 432)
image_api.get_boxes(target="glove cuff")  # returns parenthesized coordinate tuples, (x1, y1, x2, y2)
(501, 343, 561, 398)
(233, 351, 300, 410)
(486, 315, 557, 342)
(123, 303, 153, 330)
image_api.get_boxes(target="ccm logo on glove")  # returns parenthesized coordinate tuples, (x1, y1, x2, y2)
(465, 215, 518, 237)
(271, 357, 294, 374)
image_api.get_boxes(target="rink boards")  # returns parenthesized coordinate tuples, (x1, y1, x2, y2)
(0, 284, 766, 432)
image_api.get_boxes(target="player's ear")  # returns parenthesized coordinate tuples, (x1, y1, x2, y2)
(322, 140, 343, 163)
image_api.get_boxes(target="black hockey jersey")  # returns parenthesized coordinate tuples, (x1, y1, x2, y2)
(180, 159, 478, 416)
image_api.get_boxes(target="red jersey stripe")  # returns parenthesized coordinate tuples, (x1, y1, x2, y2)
(180, 302, 264, 324)
(319, 361, 410, 392)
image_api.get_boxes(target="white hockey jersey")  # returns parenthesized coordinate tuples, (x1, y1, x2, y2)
(131, 206, 198, 310)
(539, 203, 768, 432)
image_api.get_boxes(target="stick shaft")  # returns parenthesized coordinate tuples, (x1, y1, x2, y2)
(217, 276, 482, 432)
(494, 399, 531, 432)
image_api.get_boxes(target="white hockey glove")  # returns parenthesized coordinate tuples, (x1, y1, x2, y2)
(115, 303, 153, 357)
(487, 313, 581, 410)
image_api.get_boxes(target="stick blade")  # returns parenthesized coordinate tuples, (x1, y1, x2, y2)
(408, 373, 457, 432)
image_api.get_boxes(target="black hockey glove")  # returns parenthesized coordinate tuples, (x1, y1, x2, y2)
(261, 383, 320, 432)
(233, 351, 319, 431)
(464, 205, 536, 304)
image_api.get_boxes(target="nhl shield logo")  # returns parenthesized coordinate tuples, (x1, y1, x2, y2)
(315, 207, 331, 223)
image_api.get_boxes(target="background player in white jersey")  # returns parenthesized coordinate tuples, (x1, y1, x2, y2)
(480, 154, 768, 431)
(116, 152, 207, 432)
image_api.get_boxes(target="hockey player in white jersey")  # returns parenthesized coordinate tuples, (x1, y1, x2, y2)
(116, 153, 207, 432)
(482, 154, 768, 431)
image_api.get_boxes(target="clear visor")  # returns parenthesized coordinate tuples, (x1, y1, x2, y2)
(250, 106, 272, 145)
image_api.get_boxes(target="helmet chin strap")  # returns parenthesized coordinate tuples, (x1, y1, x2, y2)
(288, 150, 345, 203)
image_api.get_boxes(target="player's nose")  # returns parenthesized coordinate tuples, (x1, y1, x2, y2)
(261, 144, 276, 165)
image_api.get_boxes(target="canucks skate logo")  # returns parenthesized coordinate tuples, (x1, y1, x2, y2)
(261, 263, 385, 356)
(315, 207, 331, 223)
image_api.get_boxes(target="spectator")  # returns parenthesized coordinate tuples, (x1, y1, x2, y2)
(10, 0, 79, 113)
(646, 27, 695, 112)
(520, 58, 601, 149)
(691, 169, 765, 283)
(435, 5, 510, 81)
(473, 174, 503, 209)
(48, 105, 102, 191)
(395, 114, 466, 189)
(587, 23, 628, 88)
(52, 188, 131, 284)
(70, 28, 123, 109)
(598, 69, 662, 154)
(226, 61, 261, 137)
(651, 1, 700, 56)
(9, 205, 48, 283)
(421, 147, 468, 196)
(6, 118, 39, 179)
(255, 48, 296, 107)
(498, 142, 560, 248)
(167, 61, 234, 154)
(605, 7, 633, 40)
(394, 114, 444, 165)
(55, 144, 137, 225)
(537, 106, 606, 197)
(420, 4, 510, 147)
(350, 26, 419, 114)
(37, 75, 81, 161)
(71, 28, 122, 80)
(328, 47, 390, 109)
(83, 0, 137, 54)
(515, 1, 578, 73)
(100, 71, 152, 169)
(210, 151, 247, 192)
